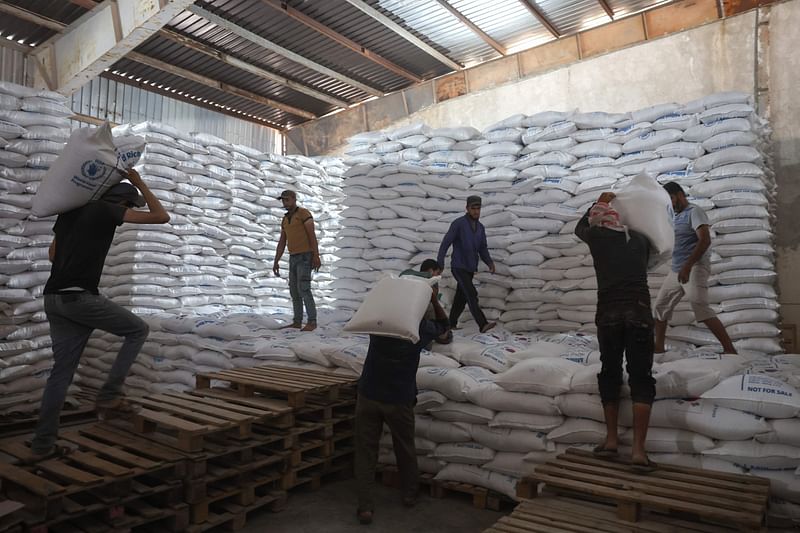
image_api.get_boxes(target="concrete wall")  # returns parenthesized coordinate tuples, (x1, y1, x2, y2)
(295, 0, 800, 333)
(769, 0, 800, 334)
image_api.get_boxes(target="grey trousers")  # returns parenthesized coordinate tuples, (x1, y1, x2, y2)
(354, 395, 418, 512)
(31, 292, 149, 453)
(289, 252, 316, 324)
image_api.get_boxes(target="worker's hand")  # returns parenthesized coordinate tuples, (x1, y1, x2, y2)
(489, 262, 496, 274)
(312, 253, 321, 272)
(678, 264, 691, 284)
(273, 263, 280, 277)
(597, 192, 616, 204)
(126, 167, 143, 186)
(430, 284, 439, 303)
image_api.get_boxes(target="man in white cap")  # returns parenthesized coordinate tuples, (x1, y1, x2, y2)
(273, 189, 321, 331)
(29, 168, 169, 461)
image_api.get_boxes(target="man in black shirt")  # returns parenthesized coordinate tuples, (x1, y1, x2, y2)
(29, 168, 169, 461)
(576, 191, 656, 472)
(354, 283, 449, 524)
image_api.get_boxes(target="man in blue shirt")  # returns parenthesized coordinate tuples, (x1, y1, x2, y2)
(354, 283, 449, 524)
(653, 182, 736, 354)
(437, 195, 496, 333)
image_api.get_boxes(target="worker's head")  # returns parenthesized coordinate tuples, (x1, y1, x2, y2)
(420, 259, 442, 277)
(465, 195, 482, 220)
(662, 181, 687, 213)
(588, 202, 624, 231)
(276, 189, 297, 209)
(102, 182, 144, 208)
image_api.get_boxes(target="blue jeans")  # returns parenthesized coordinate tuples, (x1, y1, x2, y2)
(31, 292, 149, 453)
(289, 252, 316, 324)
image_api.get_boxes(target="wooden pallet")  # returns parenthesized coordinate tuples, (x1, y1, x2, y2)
(121, 392, 277, 452)
(377, 464, 515, 512)
(195, 366, 358, 408)
(516, 448, 769, 532)
(485, 495, 751, 533)
(0, 499, 24, 533)
(183, 450, 289, 504)
(0, 423, 185, 519)
(186, 389, 295, 429)
(184, 491, 287, 533)
(0, 404, 96, 438)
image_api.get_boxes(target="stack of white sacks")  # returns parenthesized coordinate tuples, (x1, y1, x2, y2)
(259, 153, 344, 310)
(0, 81, 79, 415)
(335, 92, 779, 354)
(81, 125, 345, 395)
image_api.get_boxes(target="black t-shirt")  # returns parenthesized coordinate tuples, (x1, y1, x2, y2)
(44, 201, 126, 295)
(358, 318, 449, 405)
(575, 209, 651, 305)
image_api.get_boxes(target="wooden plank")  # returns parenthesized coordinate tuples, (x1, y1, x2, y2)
(528, 472, 762, 527)
(256, 365, 357, 384)
(578, 14, 647, 58)
(36, 460, 103, 486)
(81, 424, 186, 462)
(0, 462, 65, 496)
(58, 432, 161, 470)
(212, 369, 313, 390)
(155, 393, 255, 421)
(218, 366, 348, 388)
(133, 398, 236, 427)
(563, 449, 770, 492)
(134, 408, 212, 433)
(644, 0, 720, 39)
(534, 462, 765, 509)
(198, 371, 309, 393)
(65, 450, 133, 477)
(190, 389, 292, 414)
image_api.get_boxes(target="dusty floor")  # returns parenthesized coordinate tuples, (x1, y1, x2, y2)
(240, 478, 506, 533)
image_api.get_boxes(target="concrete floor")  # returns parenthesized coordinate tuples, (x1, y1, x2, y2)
(241, 478, 506, 533)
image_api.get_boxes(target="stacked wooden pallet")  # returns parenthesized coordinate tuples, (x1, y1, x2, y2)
(500, 447, 770, 533)
(195, 366, 358, 493)
(0, 424, 189, 533)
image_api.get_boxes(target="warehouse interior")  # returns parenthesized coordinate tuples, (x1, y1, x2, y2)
(1, 0, 799, 531)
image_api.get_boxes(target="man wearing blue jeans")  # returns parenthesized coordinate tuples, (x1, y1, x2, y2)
(437, 195, 496, 333)
(273, 190, 320, 332)
(30, 169, 169, 461)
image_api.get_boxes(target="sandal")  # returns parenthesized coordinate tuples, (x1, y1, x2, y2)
(21, 443, 73, 465)
(631, 457, 657, 473)
(96, 397, 140, 420)
(592, 444, 619, 458)
(356, 509, 373, 525)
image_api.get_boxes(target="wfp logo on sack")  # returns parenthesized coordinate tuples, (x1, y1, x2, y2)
(81, 159, 114, 181)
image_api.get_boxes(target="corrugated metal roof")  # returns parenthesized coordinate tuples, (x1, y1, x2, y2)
(0, 0, 681, 129)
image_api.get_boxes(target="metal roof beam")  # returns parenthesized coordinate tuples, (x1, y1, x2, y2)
(259, 0, 423, 83)
(597, 0, 615, 19)
(0, 2, 65, 32)
(188, 4, 383, 97)
(31, 0, 196, 95)
(518, 0, 561, 38)
(101, 70, 286, 131)
(158, 28, 350, 109)
(433, 0, 507, 56)
(126, 51, 317, 120)
(342, 0, 463, 71)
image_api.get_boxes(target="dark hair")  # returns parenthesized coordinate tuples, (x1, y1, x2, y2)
(662, 181, 685, 196)
(420, 259, 440, 272)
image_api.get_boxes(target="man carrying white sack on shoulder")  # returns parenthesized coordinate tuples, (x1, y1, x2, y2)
(354, 279, 450, 525)
(28, 168, 169, 462)
(653, 182, 737, 355)
(575, 191, 656, 472)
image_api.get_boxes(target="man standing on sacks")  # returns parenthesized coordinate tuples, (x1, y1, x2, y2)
(436, 195, 496, 333)
(576, 191, 656, 472)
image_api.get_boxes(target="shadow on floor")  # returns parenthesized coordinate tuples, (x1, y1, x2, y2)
(240, 478, 507, 533)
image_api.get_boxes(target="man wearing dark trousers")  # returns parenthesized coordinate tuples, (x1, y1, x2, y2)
(30, 169, 169, 462)
(354, 284, 449, 525)
(437, 195, 496, 333)
(575, 191, 656, 472)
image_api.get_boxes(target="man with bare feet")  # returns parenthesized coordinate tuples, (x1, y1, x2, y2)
(576, 192, 656, 472)
(273, 190, 320, 332)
